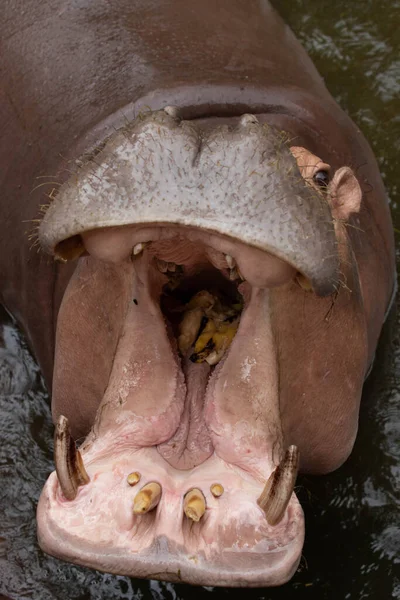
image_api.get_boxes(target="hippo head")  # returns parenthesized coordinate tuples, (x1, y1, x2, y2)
(36, 108, 365, 586)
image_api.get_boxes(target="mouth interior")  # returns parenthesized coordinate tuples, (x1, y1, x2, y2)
(160, 262, 243, 364)
(38, 228, 305, 586)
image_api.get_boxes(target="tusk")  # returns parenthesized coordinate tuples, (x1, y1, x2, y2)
(133, 482, 162, 514)
(183, 488, 206, 522)
(133, 242, 148, 256)
(54, 415, 90, 501)
(257, 445, 299, 526)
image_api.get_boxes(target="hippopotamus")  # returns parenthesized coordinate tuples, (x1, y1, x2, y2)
(0, 0, 395, 589)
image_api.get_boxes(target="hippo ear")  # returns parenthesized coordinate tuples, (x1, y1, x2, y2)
(329, 167, 362, 221)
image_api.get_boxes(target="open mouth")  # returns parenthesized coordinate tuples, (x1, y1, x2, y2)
(37, 226, 305, 586)
(36, 108, 342, 586)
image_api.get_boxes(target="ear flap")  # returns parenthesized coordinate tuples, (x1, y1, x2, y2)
(329, 167, 362, 221)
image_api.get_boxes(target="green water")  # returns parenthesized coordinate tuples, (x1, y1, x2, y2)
(0, 1, 399, 598)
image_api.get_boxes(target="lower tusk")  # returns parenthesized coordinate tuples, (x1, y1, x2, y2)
(183, 488, 206, 522)
(54, 415, 90, 500)
(257, 445, 299, 526)
(133, 482, 162, 514)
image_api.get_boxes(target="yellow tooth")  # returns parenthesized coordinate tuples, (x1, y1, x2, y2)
(187, 290, 215, 310)
(213, 320, 238, 350)
(127, 472, 141, 486)
(210, 483, 224, 498)
(133, 482, 162, 514)
(184, 488, 206, 522)
(178, 307, 204, 354)
(203, 319, 239, 365)
(194, 319, 216, 352)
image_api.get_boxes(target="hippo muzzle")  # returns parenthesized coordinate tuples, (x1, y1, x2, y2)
(36, 108, 342, 586)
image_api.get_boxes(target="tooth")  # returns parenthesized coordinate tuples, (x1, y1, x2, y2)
(210, 483, 224, 498)
(155, 258, 168, 273)
(187, 291, 215, 311)
(229, 266, 244, 281)
(178, 307, 204, 354)
(54, 415, 90, 501)
(167, 262, 176, 272)
(127, 471, 141, 486)
(225, 254, 235, 269)
(183, 488, 206, 522)
(133, 482, 162, 514)
(133, 242, 148, 256)
(205, 350, 220, 366)
(257, 445, 299, 526)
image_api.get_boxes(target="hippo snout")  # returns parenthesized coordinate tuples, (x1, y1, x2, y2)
(39, 108, 339, 297)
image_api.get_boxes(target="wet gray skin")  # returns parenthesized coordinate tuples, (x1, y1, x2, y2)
(1, 0, 399, 598)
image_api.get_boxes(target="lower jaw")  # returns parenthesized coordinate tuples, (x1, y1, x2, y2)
(39, 232, 306, 585)
(37, 447, 305, 587)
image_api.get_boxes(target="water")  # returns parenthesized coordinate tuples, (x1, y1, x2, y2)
(1, 1, 399, 598)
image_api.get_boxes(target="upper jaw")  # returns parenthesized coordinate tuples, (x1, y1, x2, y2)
(38, 107, 339, 297)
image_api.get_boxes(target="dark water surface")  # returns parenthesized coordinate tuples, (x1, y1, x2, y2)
(1, 1, 399, 598)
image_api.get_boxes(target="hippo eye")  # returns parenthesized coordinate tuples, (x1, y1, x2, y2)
(313, 170, 330, 187)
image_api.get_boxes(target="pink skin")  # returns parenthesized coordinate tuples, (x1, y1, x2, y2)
(37, 228, 304, 586)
